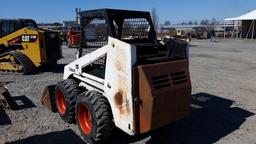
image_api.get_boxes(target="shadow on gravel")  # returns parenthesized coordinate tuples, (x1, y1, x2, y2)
(3, 93, 253, 144)
(0, 81, 14, 85)
(0, 64, 66, 75)
(0, 109, 11, 125)
(189, 44, 198, 47)
(38, 64, 67, 74)
(107, 92, 254, 144)
(5, 129, 85, 144)
(13, 95, 36, 110)
(0, 96, 35, 125)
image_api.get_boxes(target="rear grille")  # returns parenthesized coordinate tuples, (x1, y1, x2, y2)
(151, 71, 188, 89)
(171, 72, 188, 85)
(151, 75, 171, 89)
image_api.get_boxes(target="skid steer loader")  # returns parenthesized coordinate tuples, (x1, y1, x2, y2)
(42, 9, 191, 143)
(0, 19, 62, 74)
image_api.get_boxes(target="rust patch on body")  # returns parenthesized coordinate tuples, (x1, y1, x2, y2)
(115, 61, 123, 72)
(112, 45, 127, 73)
(114, 89, 131, 116)
(114, 91, 123, 106)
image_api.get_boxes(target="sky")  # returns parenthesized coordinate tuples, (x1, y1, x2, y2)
(1, 0, 256, 24)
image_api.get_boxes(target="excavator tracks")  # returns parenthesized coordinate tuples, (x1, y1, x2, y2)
(0, 52, 35, 74)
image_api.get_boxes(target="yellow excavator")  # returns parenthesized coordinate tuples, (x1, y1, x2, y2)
(0, 19, 62, 74)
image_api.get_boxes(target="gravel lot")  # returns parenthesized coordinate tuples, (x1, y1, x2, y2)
(0, 39, 256, 144)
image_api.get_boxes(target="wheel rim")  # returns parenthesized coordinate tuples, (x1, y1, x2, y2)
(56, 89, 66, 114)
(78, 104, 92, 134)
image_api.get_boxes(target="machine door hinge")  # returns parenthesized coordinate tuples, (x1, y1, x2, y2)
(134, 97, 142, 106)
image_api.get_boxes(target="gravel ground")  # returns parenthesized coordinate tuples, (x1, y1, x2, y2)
(0, 39, 256, 144)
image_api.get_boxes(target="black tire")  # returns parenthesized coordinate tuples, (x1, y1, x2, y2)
(11, 52, 35, 74)
(54, 79, 82, 123)
(76, 91, 114, 144)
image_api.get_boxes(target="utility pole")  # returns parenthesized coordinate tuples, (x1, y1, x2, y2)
(76, 8, 81, 24)
(151, 8, 159, 32)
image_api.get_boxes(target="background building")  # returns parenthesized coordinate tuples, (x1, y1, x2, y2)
(225, 10, 256, 39)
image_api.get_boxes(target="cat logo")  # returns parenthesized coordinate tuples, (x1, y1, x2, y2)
(21, 35, 37, 42)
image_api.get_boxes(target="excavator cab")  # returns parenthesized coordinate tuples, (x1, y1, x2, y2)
(0, 19, 37, 38)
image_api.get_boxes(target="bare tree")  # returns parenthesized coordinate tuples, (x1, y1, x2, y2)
(211, 17, 217, 25)
(75, 8, 81, 24)
(188, 20, 193, 25)
(194, 20, 198, 25)
(181, 21, 188, 25)
(164, 21, 171, 25)
(151, 8, 159, 32)
(200, 19, 209, 25)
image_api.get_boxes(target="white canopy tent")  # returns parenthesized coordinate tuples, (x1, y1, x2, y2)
(225, 10, 256, 21)
(225, 10, 256, 39)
